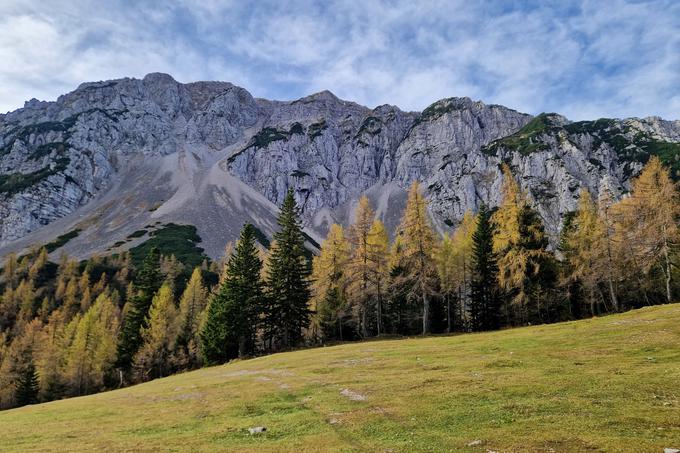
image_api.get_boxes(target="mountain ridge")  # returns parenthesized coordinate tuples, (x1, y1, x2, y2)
(0, 73, 678, 261)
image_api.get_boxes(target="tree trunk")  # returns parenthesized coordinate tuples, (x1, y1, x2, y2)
(446, 294, 451, 333)
(422, 292, 429, 335)
(663, 231, 673, 303)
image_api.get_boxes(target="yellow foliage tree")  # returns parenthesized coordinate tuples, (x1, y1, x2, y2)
(396, 182, 438, 334)
(310, 224, 349, 340)
(612, 156, 679, 303)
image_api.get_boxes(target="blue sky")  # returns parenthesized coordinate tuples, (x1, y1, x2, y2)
(0, 0, 678, 120)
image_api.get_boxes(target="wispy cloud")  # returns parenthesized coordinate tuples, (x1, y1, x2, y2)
(0, 0, 677, 120)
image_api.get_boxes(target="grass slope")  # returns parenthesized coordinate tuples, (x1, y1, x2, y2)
(2, 305, 680, 452)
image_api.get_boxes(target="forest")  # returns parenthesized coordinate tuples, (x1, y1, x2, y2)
(0, 156, 677, 410)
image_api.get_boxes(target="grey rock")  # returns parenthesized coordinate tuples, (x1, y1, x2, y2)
(0, 73, 678, 259)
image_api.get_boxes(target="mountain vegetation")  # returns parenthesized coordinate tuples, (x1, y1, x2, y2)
(0, 158, 677, 411)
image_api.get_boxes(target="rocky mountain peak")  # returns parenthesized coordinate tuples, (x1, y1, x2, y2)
(0, 74, 677, 260)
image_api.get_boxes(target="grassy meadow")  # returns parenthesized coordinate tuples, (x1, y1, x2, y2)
(1, 304, 679, 452)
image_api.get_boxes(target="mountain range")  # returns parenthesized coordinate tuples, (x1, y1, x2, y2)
(0, 72, 678, 260)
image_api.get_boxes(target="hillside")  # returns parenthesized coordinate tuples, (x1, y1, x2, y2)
(0, 73, 678, 261)
(2, 304, 679, 452)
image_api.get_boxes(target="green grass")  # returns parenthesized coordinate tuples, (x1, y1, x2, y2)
(129, 223, 207, 269)
(2, 304, 679, 452)
(0, 157, 70, 196)
(44, 228, 81, 253)
(482, 113, 561, 156)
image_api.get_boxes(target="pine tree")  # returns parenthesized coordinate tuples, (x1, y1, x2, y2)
(133, 284, 177, 381)
(396, 182, 438, 334)
(175, 268, 208, 368)
(310, 224, 349, 341)
(116, 247, 161, 372)
(201, 224, 264, 363)
(469, 204, 501, 331)
(265, 190, 311, 350)
(15, 361, 39, 406)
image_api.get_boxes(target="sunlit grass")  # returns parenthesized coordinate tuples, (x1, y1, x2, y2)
(2, 304, 679, 452)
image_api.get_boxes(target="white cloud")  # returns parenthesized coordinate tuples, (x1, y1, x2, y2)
(0, 0, 677, 121)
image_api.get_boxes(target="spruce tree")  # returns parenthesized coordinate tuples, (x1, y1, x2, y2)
(15, 361, 39, 406)
(201, 224, 264, 364)
(469, 204, 501, 331)
(116, 247, 161, 371)
(265, 190, 311, 350)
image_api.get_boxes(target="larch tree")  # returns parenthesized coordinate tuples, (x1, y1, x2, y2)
(65, 291, 121, 394)
(561, 189, 609, 315)
(310, 223, 349, 341)
(265, 190, 311, 350)
(133, 284, 177, 381)
(367, 219, 390, 336)
(435, 232, 456, 332)
(346, 195, 377, 337)
(396, 182, 438, 335)
(612, 156, 679, 303)
(175, 267, 208, 369)
(597, 180, 621, 310)
(450, 211, 476, 330)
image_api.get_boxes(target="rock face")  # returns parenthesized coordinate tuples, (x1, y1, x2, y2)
(0, 73, 678, 257)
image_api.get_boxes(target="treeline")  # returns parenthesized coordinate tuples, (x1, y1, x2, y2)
(311, 157, 679, 340)
(0, 157, 677, 409)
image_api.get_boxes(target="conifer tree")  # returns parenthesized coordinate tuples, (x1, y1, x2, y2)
(15, 360, 39, 406)
(65, 291, 121, 394)
(201, 224, 264, 363)
(265, 190, 311, 349)
(435, 232, 455, 332)
(561, 189, 609, 315)
(133, 284, 177, 381)
(597, 180, 621, 310)
(396, 182, 438, 334)
(310, 224, 349, 341)
(613, 157, 679, 303)
(469, 204, 501, 331)
(346, 196, 377, 337)
(175, 268, 208, 368)
(449, 211, 476, 330)
(116, 247, 161, 372)
(367, 219, 390, 335)
(493, 166, 556, 323)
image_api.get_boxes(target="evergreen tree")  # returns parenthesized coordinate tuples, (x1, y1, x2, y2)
(469, 204, 501, 331)
(15, 361, 39, 406)
(265, 190, 311, 350)
(493, 166, 556, 324)
(201, 224, 264, 363)
(116, 247, 161, 372)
